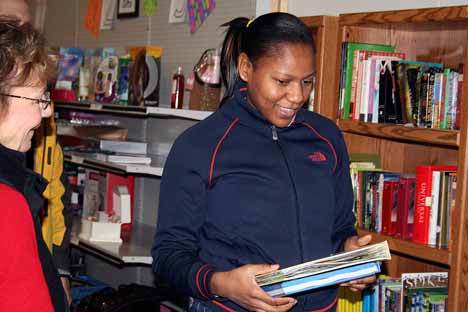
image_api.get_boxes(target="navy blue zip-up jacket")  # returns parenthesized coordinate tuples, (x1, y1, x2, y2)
(152, 85, 357, 311)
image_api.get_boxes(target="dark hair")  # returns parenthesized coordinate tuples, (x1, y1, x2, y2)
(0, 15, 55, 117)
(220, 12, 315, 100)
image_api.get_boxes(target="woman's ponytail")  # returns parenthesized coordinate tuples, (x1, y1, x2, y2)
(220, 17, 249, 100)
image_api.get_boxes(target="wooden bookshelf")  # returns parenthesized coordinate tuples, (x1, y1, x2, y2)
(300, 16, 339, 119)
(357, 229, 450, 266)
(335, 6, 468, 310)
(338, 119, 460, 147)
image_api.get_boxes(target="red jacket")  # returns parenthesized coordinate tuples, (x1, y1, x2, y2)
(0, 183, 54, 311)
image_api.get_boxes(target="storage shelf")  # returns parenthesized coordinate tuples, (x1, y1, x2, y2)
(64, 152, 165, 176)
(358, 229, 450, 266)
(71, 219, 154, 265)
(55, 101, 147, 116)
(338, 120, 459, 147)
(146, 106, 211, 121)
(55, 100, 212, 121)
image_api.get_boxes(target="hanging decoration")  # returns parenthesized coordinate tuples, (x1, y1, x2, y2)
(143, 0, 158, 17)
(169, 0, 186, 23)
(100, 0, 117, 30)
(85, 0, 103, 38)
(187, 0, 215, 33)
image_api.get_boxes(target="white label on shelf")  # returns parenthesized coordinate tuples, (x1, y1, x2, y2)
(90, 103, 103, 110)
(71, 155, 84, 164)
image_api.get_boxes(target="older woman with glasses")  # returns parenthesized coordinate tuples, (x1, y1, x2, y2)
(0, 16, 68, 312)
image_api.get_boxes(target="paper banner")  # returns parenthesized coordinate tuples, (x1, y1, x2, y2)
(100, 0, 116, 30)
(169, 0, 186, 23)
(187, 0, 215, 33)
(85, 0, 102, 38)
(143, 0, 158, 16)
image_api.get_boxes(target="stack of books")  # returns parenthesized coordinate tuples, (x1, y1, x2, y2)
(256, 241, 391, 297)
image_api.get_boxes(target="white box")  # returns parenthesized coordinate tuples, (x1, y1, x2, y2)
(79, 218, 122, 243)
(113, 185, 131, 223)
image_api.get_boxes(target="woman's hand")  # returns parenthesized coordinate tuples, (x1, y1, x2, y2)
(210, 264, 297, 312)
(340, 234, 376, 292)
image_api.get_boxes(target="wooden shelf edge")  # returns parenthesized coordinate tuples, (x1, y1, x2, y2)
(358, 229, 450, 266)
(340, 5, 468, 26)
(338, 119, 459, 147)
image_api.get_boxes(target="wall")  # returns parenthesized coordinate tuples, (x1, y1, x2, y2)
(286, 0, 468, 16)
(43, 0, 255, 107)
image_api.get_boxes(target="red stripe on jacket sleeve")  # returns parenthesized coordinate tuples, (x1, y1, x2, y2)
(208, 118, 240, 188)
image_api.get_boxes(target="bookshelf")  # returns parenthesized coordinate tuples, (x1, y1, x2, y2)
(334, 6, 468, 310)
(300, 16, 339, 117)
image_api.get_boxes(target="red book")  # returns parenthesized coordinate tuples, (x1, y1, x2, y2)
(397, 176, 416, 240)
(382, 180, 397, 235)
(413, 165, 457, 244)
(388, 180, 400, 236)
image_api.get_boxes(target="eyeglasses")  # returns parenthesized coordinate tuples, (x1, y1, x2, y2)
(0, 92, 51, 110)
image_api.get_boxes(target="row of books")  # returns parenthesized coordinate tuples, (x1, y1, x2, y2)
(339, 42, 463, 129)
(350, 156, 457, 248)
(338, 273, 448, 312)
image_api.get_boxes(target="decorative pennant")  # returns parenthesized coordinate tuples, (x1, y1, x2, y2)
(187, 0, 215, 33)
(143, 0, 157, 16)
(100, 0, 116, 30)
(169, 0, 186, 23)
(85, 0, 103, 38)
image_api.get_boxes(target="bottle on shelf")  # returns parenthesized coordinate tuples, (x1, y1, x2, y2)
(171, 66, 185, 109)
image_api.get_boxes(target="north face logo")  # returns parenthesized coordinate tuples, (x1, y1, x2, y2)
(308, 151, 327, 162)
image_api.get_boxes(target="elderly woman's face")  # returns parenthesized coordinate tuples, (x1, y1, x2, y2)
(0, 84, 51, 152)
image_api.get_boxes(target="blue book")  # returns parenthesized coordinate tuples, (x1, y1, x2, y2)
(262, 262, 381, 297)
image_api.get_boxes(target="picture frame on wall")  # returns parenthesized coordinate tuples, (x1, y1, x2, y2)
(117, 0, 139, 18)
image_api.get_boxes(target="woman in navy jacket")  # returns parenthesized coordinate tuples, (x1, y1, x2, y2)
(152, 12, 374, 312)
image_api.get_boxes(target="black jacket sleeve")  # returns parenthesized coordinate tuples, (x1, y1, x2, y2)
(151, 138, 216, 299)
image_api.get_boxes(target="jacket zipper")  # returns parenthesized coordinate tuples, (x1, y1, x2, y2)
(270, 125, 304, 262)
(271, 125, 278, 141)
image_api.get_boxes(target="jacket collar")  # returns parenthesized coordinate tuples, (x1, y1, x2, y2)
(0, 144, 48, 203)
(220, 81, 306, 130)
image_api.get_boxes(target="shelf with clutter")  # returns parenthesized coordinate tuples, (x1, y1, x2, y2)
(71, 217, 155, 266)
(55, 100, 212, 121)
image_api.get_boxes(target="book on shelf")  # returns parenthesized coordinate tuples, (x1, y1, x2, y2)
(413, 165, 457, 245)
(95, 152, 152, 165)
(255, 241, 391, 297)
(340, 42, 395, 120)
(400, 272, 448, 311)
(99, 139, 148, 155)
(396, 175, 416, 240)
